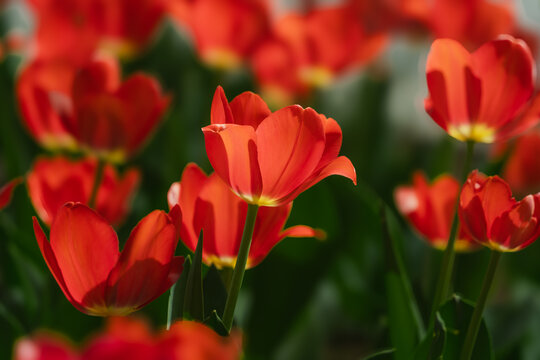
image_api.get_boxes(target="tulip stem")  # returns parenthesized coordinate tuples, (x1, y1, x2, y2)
(222, 203, 259, 332)
(88, 158, 105, 209)
(428, 141, 475, 329)
(460, 251, 501, 360)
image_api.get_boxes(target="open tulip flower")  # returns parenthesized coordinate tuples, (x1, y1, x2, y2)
(0, 177, 22, 211)
(459, 170, 540, 252)
(425, 35, 540, 143)
(18, 56, 170, 162)
(27, 156, 139, 227)
(168, 163, 325, 269)
(395, 171, 479, 251)
(33, 203, 183, 316)
(202, 86, 356, 207)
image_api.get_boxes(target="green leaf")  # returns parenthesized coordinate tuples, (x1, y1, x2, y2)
(203, 265, 228, 319)
(362, 348, 396, 360)
(183, 232, 204, 321)
(415, 295, 493, 360)
(204, 309, 229, 336)
(438, 295, 493, 360)
(386, 272, 418, 359)
(167, 255, 192, 328)
(381, 205, 424, 359)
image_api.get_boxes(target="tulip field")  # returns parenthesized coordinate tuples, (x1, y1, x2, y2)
(2, 0, 540, 359)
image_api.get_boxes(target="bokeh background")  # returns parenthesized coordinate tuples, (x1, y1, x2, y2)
(1, 0, 540, 359)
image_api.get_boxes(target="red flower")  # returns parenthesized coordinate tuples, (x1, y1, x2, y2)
(425, 35, 540, 143)
(0, 177, 22, 211)
(33, 203, 183, 316)
(15, 333, 77, 360)
(459, 170, 540, 252)
(395, 172, 479, 251)
(168, 163, 324, 268)
(27, 156, 139, 227)
(17, 56, 170, 162)
(202, 86, 356, 206)
(500, 130, 540, 196)
(15, 317, 241, 360)
(252, 5, 387, 101)
(17, 58, 80, 151)
(169, 0, 269, 69)
(27, 0, 170, 60)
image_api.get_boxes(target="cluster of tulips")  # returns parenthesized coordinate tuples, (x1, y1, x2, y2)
(2, 0, 540, 359)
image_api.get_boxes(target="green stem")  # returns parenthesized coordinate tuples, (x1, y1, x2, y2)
(88, 158, 106, 209)
(222, 203, 259, 332)
(428, 141, 475, 329)
(460, 251, 501, 360)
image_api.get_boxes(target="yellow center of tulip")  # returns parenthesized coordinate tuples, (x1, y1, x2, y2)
(432, 238, 478, 252)
(99, 38, 138, 61)
(85, 305, 137, 317)
(448, 123, 495, 143)
(299, 66, 333, 89)
(202, 49, 242, 70)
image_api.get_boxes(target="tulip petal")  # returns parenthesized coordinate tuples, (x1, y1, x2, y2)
(106, 210, 178, 309)
(195, 173, 246, 261)
(0, 177, 22, 210)
(229, 91, 271, 128)
(50, 203, 119, 309)
(211, 86, 235, 125)
(256, 106, 326, 204)
(115, 74, 170, 155)
(33, 217, 85, 312)
(280, 225, 326, 240)
(169, 163, 208, 250)
(473, 36, 534, 131)
(279, 155, 356, 205)
(460, 195, 488, 243)
(426, 39, 473, 130)
(202, 123, 263, 202)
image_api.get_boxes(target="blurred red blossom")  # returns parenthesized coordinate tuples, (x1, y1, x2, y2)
(18, 56, 170, 162)
(425, 35, 540, 143)
(169, 0, 270, 70)
(15, 317, 242, 360)
(167, 163, 324, 269)
(459, 170, 540, 252)
(202, 86, 356, 207)
(500, 130, 540, 196)
(252, 4, 387, 103)
(33, 203, 183, 316)
(27, 156, 139, 227)
(0, 177, 23, 211)
(27, 0, 171, 61)
(395, 171, 479, 251)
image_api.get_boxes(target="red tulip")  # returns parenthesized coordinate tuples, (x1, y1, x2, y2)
(501, 130, 540, 196)
(14, 333, 77, 360)
(168, 163, 324, 268)
(169, 0, 270, 69)
(18, 56, 170, 161)
(0, 177, 22, 211)
(459, 170, 540, 252)
(395, 172, 479, 251)
(33, 203, 183, 316)
(17, 58, 80, 151)
(15, 317, 242, 360)
(27, 156, 139, 227)
(252, 5, 387, 101)
(27, 0, 170, 60)
(202, 86, 356, 206)
(425, 35, 540, 143)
